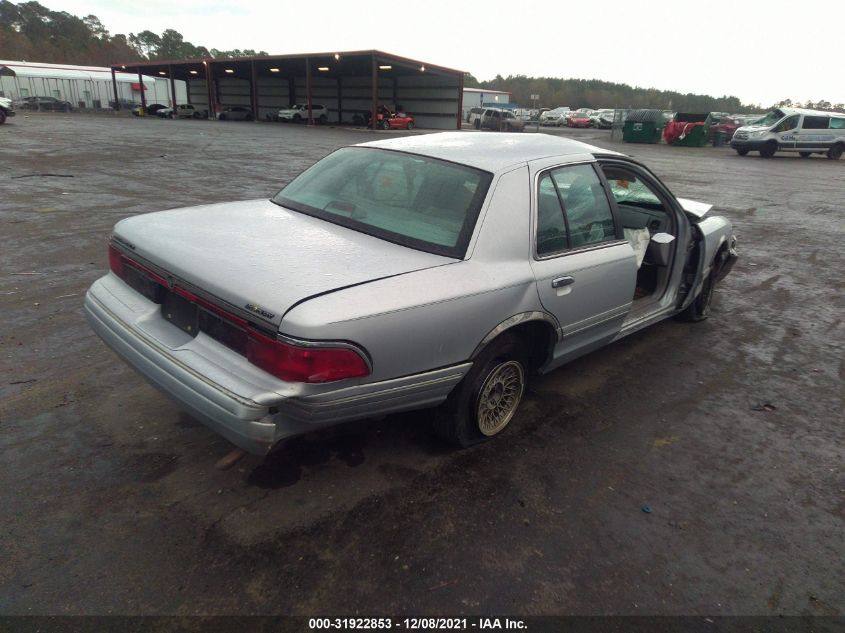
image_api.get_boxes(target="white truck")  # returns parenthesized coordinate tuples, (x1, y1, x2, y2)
(0, 96, 16, 124)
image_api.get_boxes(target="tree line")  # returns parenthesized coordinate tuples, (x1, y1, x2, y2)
(0, 0, 266, 66)
(466, 74, 845, 114)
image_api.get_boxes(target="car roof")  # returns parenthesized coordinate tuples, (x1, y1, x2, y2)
(358, 132, 619, 172)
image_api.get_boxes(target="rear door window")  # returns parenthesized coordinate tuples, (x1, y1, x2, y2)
(801, 116, 830, 129)
(535, 163, 618, 256)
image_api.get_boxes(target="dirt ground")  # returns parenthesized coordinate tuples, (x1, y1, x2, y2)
(1, 113, 843, 617)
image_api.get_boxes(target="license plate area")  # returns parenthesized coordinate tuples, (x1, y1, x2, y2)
(161, 289, 198, 337)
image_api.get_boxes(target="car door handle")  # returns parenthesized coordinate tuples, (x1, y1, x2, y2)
(551, 276, 575, 288)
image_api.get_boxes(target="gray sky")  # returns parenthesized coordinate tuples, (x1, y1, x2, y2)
(53, 0, 845, 107)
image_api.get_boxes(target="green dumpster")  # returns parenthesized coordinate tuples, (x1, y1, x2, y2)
(622, 109, 666, 144)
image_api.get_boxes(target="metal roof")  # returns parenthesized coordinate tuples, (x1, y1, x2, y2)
(112, 50, 464, 76)
(463, 88, 511, 95)
(358, 132, 619, 172)
(0, 60, 153, 83)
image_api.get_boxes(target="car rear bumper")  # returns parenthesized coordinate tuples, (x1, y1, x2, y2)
(4, 110, 15, 117)
(85, 275, 471, 454)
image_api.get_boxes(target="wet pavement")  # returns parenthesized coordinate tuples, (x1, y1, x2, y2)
(1, 113, 843, 616)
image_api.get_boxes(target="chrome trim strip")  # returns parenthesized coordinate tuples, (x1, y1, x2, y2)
(562, 303, 631, 337)
(534, 239, 629, 262)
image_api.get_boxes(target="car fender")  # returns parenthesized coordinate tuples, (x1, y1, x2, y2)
(678, 215, 734, 310)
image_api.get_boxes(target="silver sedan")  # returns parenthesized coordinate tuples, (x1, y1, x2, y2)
(85, 132, 737, 454)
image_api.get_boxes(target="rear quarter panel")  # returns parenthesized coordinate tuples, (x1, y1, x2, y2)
(280, 165, 549, 382)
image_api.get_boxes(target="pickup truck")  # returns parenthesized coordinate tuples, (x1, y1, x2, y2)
(0, 96, 17, 124)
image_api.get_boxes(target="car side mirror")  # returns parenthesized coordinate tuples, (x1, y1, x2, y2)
(648, 232, 675, 266)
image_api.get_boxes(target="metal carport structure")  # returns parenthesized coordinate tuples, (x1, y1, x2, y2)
(111, 50, 464, 129)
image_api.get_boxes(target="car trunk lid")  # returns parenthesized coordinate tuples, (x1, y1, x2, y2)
(112, 199, 455, 328)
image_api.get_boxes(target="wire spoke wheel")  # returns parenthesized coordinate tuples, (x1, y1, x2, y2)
(475, 360, 525, 437)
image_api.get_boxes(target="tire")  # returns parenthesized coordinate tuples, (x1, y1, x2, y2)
(318, 114, 327, 124)
(218, 114, 226, 121)
(678, 248, 728, 322)
(432, 334, 527, 448)
(474, 119, 481, 130)
(381, 119, 390, 130)
(246, 113, 253, 121)
(827, 144, 843, 160)
(799, 151, 812, 158)
(678, 271, 714, 322)
(0, 110, 6, 125)
(735, 148, 749, 156)
(759, 142, 777, 158)
(407, 121, 414, 130)
(292, 114, 301, 123)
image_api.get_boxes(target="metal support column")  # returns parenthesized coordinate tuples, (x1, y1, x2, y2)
(456, 72, 464, 130)
(138, 68, 146, 111)
(337, 76, 343, 125)
(168, 64, 176, 109)
(204, 61, 215, 118)
(250, 60, 258, 121)
(110, 67, 119, 110)
(371, 55, 379, 130)
(305, 58, 314, 126)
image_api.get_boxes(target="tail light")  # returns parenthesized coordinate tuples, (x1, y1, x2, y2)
(247, 329, 369, 383)
(108, 243, 126, 278)
(109, 243, 167, 286)
(107, 242, 370, 384)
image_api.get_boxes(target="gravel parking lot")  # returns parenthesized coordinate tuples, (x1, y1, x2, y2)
(1, 113, 843, 617)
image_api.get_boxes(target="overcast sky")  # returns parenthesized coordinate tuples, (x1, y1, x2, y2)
(51, 0, 845, 106)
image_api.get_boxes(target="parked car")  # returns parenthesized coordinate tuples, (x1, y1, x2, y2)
(540, 107, 570, 126)
(218, 106, 253, 121)
(480, 108, 524, 132)
(368, 105, 400, 129)
(131, 103, 167, 117)
(466, 107, 484, 127)
(731, 107, 845, 159)
(110, 98, 140, 110)
(277, 104, 328, 123)
(567, 112, 593, 128)
(15, 96, 73, 112)
(0, 96, 15, 124)
(710, 115, 759, 142)
(376, 111, 416, 130)
(590, 109, 615, 129)
(175, 104, 203, 119)
(156, 104, 204, 119)
(85, 132, 737, 455)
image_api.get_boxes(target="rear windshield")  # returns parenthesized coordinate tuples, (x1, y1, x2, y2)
(272, 147, 493, 258)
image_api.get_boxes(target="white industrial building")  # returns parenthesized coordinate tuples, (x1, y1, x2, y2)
(0, 60, 186, 108)
(462, 87, 511, 118)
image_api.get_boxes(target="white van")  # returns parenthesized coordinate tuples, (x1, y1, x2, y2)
(731, 107, 845, 159)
